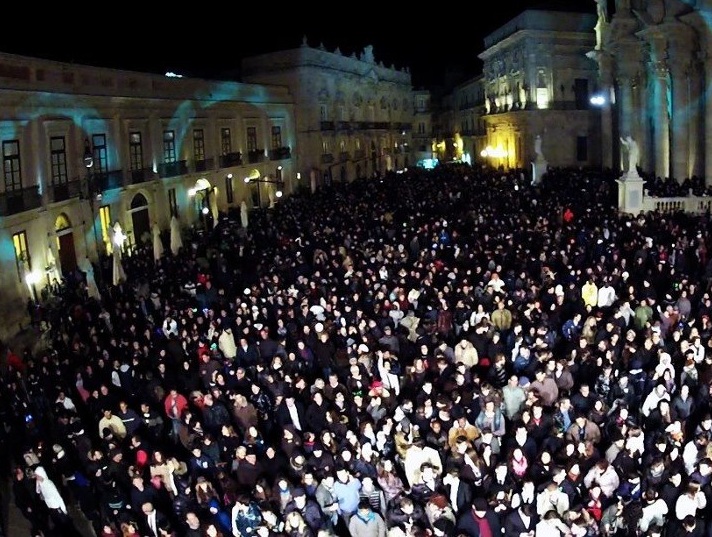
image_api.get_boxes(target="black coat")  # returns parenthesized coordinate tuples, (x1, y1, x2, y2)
(456, 508, 502, 537)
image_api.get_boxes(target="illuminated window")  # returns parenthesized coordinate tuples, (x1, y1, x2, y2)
(168, 188, 178, 217)
(418, 122, 426, 135)
(536, 88, 550, 109)
(3, 140, 21, 191)
(322, 139, 331, 155)
(50, 136, 67, 185)
(320, 105, 328, 121)
(220, 128, 231, 155)
(339, 139, 347, 152)
(193, 129, 205, 162)
(129, 132, 143, 171)
(163, 131, 176, 163)
(355, 139, 361, 151)
(339, 106, 346, 121)
(12, 230, 28, 281)
(271, 126, 282, 150)
(225, 175, 234, 204)
(99, 205, 111, 251)
(92, 134, 107, 174)
(246, 127, 258, 152)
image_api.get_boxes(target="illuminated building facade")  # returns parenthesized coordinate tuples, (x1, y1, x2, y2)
(0, 52, 295, 337)
(593, 0, 712, 181)
(241, 39, 414, 184)
(475, 10, 600, 169)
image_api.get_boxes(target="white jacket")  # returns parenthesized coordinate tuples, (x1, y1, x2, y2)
(218, 329, 237, 359)
(35, 466, 67, 513)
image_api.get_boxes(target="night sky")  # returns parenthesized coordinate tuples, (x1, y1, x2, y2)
(3, 0, 595, 89)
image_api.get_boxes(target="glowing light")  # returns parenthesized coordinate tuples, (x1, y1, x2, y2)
(296, 172, 301, 180)
(165, 72, 184, 78)
(25, 271, 40, 285)
(202, 207, 209, 215)
(480, 146, 508, 158)
(113, 229, 126, 247)
(188, 188, 196, 197)
(419, 159, 438, 170)
(276, 190, 283, 198)
(244, 177, 251, 184)
(277, 166, 283, 171)
(536, 88, 550, 109)
(227, 173, 233, 179)
(590, 94, 606, 106)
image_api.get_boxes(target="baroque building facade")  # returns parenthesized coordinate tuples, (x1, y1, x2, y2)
(592, 0, 712, 181)
(0, 53, 295, 338)
(471, 10, 600, 170)
(241, 39, 415, 185)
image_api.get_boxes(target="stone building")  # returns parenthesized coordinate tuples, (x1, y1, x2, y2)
(0, 52, 295, 338)
(475, 9, 600, 170)
(241, 39, 414, 185)
(592, 0, 712, 182)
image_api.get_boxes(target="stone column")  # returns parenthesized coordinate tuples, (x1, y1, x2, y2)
(670, 62, 690, 181)
(651, 60, 670, 179)
(704, 53, 712, 185)
(688, 55, 704, 179)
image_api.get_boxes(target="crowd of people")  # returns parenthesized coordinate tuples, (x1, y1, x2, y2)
(3, 163, 712, 537)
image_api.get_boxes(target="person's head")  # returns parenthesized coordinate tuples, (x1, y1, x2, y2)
(357, 499, 371, 516)
(141, 502, 155, 516)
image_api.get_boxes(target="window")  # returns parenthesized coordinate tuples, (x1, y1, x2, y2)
(193, 129, 205, 162)
(163, 130, 176, 163)
(577, 136, 588, 162)
(536, 88, 550, 109)
(339, 106, 346, 121)
(417, 96, 426, 111)
(339, 139, 347, 152)
(225, 175, 234, 204)
(99, 205, 111, 250)
(3, 140, 21, 191)
(129, 132, 143, 171)
(574, 78, 589, 110)
(320, 105, 328, 121)
(168, 188, 178, 217)
(246, 127, 257, 152)
(322, 139, 331, 155)
(418, 122, 426, 135)
(355, 139, 361, 151)
(12, 230, 29, 281)
(92, 134, 108, 174)
(220, 128, 231, 156)
(367, 105, 375, 122)
(50, 136, 68, 185)
(271, 126, 282, 150)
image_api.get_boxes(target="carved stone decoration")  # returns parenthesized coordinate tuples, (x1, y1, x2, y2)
(380, 96, 389, 109)
(335, 90, 345, 104)
(318, 88, 330, 102)
(352, 92, 363, 107)
(392, 98, 398, 110)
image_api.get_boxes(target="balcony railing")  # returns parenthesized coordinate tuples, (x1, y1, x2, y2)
(373, 122, 390, 130)
(339, 151, 350, 162)
(158, 160, 188, 179)
(130, 167, 155, 185)
(394, 122, 412, 131)
(93, 169, 124, 191)
(247, 150, 265, 164)
(194, 157, 216, 173)
(217, 153, 241, 169)
(321, 153, 334, 164)
(269, 147, 292, 160)
(49, 179, 81, 203)
(0, 185, 41, 216)
(354, 149, 366, 160)
(320, 121, 335, 131)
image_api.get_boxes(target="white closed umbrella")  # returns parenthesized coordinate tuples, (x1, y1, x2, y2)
(152, 223, 164, 262)
(112, 222, 126, 286)
(170, 216, 183, 255)
(46, 245, 61, 285)
(240, 201, 249, 229)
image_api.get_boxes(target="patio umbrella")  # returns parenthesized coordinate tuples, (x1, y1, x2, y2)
(79, 257, 101, 300)
(45, 245, 61, 285)
(112, 222, 126, 286)
(240, 201, 249, 229)
(170, 216, 183, 256)
(152, 223, 164, 262)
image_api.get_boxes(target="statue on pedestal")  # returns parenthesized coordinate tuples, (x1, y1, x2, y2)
(595, 0, 609, 49)
(532, 134, 548, 186)
(620, 135, 640, 179)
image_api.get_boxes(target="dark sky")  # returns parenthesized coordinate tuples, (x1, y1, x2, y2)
(1, 1, 594, 89)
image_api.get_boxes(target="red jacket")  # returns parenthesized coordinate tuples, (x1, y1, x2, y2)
(164, 393, 188, 420)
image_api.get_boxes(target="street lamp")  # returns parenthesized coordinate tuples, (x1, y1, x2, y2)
(83, 138, 102, 258)
(243, 175, 285, 208)
(188, 178, 216, 230)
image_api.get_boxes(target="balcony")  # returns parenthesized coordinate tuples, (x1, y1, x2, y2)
(373, 122, 390, 130)
(130, 167, 155, 185)
(394, 122, 412, 131)
(269, 147, 291, 161)
(247, 150, 265, 164)
(158, 160, 188, 179)
(339, 151, 350, 162)
(0, 185, 41, 216)
(49, 179, 81, 203)
(93, 170, 124, 191)
(336, 121, 351, 131)
(194, 157, 216, 173)
(354, 149, 366, 160)
(321, 153, 334, 164)
(218, 153, 242, 169)
(320, 121, 335, 131)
